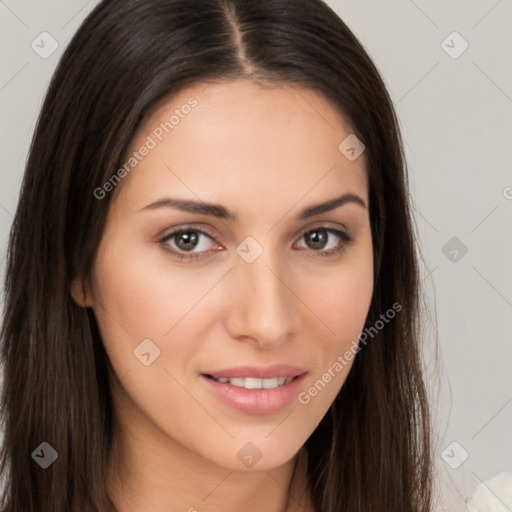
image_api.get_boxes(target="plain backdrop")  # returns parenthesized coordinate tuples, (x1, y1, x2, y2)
(0, 1, 511, 510)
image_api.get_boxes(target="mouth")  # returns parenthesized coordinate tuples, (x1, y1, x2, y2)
(203, 374, 296, 389)
(199, 365, 308, 415)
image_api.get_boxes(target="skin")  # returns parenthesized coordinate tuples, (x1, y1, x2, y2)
(71, 79, 374, 512)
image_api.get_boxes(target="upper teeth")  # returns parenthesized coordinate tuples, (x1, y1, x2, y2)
(212, 376, 294, 389)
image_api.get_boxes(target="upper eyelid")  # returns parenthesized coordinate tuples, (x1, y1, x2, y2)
(160, 226, 217, 243)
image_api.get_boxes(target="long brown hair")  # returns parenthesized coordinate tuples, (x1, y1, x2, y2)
(0, 0, 432, 510)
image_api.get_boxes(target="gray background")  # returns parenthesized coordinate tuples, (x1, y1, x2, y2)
(0, 1, 511, 510)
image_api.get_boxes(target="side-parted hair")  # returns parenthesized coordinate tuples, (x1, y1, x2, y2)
(0, 1, 432, 510)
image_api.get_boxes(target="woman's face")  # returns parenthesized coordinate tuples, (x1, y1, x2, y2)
(82, 79, 373, 471)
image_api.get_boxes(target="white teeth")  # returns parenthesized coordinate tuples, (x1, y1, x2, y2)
(212, 376, 294, 389)
(229, 377, 245, 387)
(262, 377, 279, 389)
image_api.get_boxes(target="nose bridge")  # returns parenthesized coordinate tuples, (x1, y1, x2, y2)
(225, 240, 297, 345)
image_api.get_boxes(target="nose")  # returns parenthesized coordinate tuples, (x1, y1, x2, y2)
(223, 247, 299, 348)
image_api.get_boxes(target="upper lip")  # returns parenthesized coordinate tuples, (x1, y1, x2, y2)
(203, 364, 307, 379)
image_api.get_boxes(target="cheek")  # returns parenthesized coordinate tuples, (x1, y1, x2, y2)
(295, 249, 373, 420)
(320, 269, 372, 325)
(299, 235, 373, 399)
(89, 238, 230, 383)
(308, 237, 374, 343)
(91, 240, 223, 340)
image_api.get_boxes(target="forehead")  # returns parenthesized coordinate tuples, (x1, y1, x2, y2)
(114, 79, 368, 215)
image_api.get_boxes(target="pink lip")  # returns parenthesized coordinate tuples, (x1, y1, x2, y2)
(204, 364, 307, 379)
(200, 369, 307, 415)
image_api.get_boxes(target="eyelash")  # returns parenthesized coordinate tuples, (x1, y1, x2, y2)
(158, 225, 354, 261)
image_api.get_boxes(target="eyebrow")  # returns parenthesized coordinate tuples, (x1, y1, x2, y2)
(139, 193, 367, 220)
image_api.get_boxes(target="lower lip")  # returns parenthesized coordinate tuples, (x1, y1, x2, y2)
(200, 374, 307, 415)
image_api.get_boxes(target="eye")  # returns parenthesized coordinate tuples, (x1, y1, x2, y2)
(159, 228, 221, 260)
(295, 227, 353, 257)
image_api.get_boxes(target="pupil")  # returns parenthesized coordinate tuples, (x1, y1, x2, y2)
(177, 231, 198, 251)
(306, 229, 327, 250)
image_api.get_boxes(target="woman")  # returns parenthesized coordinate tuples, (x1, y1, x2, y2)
(0, 0, 432, 510)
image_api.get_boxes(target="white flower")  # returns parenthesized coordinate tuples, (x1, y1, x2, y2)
(467, 472, 512, 512)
